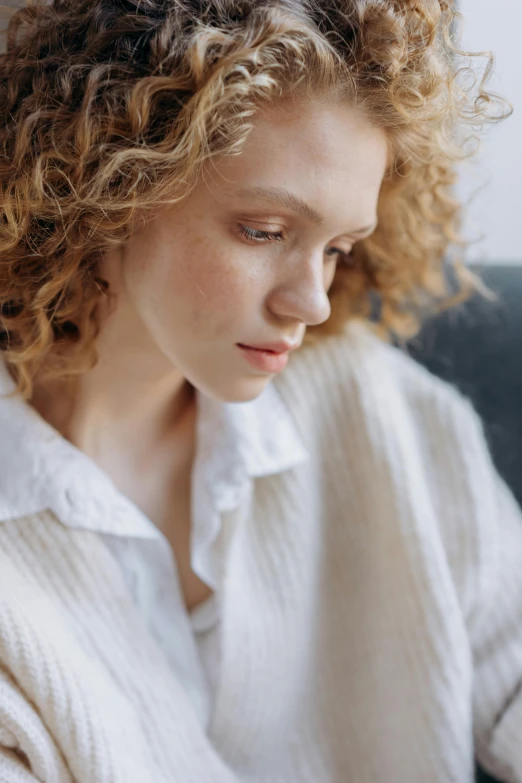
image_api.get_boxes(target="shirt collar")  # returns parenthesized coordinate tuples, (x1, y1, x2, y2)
(0, 360, 309, 538)
(189, 381, 310, 587)
(0, 360, 156, 535)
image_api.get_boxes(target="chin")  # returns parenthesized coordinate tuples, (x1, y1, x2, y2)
(197, 375, 273, 405)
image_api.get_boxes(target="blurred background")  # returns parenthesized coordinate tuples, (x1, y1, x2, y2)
(457, 0, 522, 265)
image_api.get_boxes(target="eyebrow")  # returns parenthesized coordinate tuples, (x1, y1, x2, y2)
(233, 185, 377, 237)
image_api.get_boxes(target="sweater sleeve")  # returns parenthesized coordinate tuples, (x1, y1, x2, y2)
(403, 358, 522, 782)
(0, 746, 41, 783)
(471, 465, 522, 783)
(0, 668, 73, 783)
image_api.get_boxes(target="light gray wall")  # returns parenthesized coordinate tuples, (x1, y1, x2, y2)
(456, 0, 522, 264)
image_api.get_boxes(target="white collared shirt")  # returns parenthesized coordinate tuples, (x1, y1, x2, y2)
(0, 359, 309, 729)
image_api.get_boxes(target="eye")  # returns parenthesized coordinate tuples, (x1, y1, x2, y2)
(325, 246, 353, 265)
(238, 225, 284, 243)
(237, 224, 352, 264)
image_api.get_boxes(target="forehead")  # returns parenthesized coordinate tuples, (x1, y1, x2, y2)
(211, 99, 389, 227)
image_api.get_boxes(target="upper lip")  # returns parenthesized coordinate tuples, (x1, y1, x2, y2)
(238, 341, 301, 354)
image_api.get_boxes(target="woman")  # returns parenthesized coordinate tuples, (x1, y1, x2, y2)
(0, 1, 520, 781)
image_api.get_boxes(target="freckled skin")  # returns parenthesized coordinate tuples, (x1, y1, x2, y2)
(98, 98, 388, 405)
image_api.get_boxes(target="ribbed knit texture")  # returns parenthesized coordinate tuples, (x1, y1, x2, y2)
(0, 320, 521, 783)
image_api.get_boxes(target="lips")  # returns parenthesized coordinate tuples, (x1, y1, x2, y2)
(238, 344, 281, 354)
(237, 341, 299, 354)
(237, 344, 290, 373)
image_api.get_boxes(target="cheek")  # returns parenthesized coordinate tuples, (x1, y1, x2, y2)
(124, 218, 264, 340)
(169, 241, 259, 334)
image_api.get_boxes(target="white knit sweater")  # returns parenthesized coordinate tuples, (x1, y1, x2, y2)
(0, 319, 521, 783)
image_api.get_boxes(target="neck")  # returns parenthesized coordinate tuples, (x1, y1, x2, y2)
(30, 296, 194, 471)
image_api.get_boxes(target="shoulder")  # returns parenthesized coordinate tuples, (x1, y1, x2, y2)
(277, 319, 507, 594)
(277, 317, 484, 448)
(286, 321, 522, 622)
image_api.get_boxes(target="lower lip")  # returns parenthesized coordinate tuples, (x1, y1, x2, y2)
(237, 345, 289, 373)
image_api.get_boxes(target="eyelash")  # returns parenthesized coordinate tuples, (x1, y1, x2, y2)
(237, 224, 352, 264)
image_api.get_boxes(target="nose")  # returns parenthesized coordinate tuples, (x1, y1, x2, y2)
(266, 250, 333, 328)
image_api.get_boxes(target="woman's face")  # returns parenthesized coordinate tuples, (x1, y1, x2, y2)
(101, 99, 388, 403)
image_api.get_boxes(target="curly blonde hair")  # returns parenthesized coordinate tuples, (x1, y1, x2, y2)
(0, 0, 510, 398)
